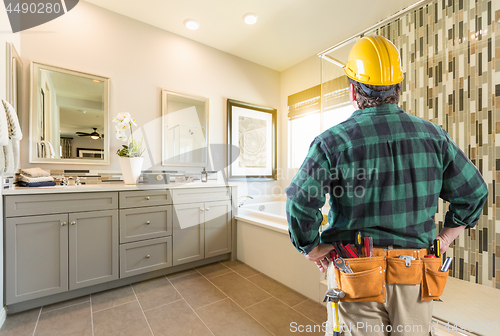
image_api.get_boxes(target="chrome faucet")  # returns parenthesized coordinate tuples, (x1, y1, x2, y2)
(75, 177, 82, 186)
(238, 195, 254, 207)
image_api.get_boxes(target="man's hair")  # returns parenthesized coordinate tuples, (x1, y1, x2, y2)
(348, 78, 401, 109)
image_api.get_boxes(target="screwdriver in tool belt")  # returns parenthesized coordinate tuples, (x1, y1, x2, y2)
(364, 236, 373, 257)
(354, 231, 363, 256)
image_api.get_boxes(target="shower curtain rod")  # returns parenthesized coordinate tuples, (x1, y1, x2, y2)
(318, 0, 434, 57)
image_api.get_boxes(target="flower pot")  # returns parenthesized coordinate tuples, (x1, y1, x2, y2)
(119, 157, 143, 185)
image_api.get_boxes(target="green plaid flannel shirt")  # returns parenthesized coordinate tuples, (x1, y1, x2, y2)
(286, 103, 488, 255)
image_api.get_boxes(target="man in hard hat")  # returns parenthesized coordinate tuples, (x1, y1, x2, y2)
(286, 35, 488, 335)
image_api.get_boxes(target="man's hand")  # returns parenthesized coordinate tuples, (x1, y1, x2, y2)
(436, 226, 466, 255)
(305, 244, 335, 273)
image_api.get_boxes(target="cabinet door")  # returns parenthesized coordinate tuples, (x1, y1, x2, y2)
(6, 214, 69, 304)
(69, 210, 119, 290)
(172, 203, 205, 266)
(204, 200, 232, 258)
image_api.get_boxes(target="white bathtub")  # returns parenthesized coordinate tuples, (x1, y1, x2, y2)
(236, 201, 324, 303)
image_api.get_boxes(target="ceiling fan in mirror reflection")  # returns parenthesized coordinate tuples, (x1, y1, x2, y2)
(76, 128, 103, 140)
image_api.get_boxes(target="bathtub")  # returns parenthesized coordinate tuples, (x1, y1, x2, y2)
(236, 201, 324, 303)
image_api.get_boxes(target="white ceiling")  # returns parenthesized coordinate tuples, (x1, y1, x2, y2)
(84, 0, 417, 71)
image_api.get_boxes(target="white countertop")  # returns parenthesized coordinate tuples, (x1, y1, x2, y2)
(3, 182, 235, 195)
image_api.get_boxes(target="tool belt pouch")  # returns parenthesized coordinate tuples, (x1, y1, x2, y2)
(421, 257, 447, 302)
(386, 257, 423, 285)
(334, 256, 385, 303)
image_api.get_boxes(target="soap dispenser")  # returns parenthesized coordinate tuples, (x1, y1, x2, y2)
(201, 168, 208, 183)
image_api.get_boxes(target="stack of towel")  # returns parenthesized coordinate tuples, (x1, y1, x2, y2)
(1, 99, 23, 173)
(17, 168, 56, 187)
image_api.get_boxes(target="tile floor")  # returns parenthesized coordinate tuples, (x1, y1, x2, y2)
(0, 260, 326, 336)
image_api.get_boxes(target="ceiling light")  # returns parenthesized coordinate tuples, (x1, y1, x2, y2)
(90, 134, 100, 140)
(184, 19, 200, 30)
(243, 13, 258, 25)
(93, 79, 100, 83)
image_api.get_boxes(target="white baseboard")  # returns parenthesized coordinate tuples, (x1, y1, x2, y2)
(0, 306, 6, 329)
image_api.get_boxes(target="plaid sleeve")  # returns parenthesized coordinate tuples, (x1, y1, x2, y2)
(440, 135, 488, 228)
(285, 138, 332, 254)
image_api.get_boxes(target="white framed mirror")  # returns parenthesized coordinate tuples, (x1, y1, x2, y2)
(29, 62, 110, 165)
(161, 89, 209, 167)
(6, 42, 22, 125)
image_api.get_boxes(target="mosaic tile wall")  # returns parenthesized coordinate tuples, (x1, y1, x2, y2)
(371, 0, 498, 288)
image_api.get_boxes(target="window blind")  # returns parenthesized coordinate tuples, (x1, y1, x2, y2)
(287, 76, 349, 120)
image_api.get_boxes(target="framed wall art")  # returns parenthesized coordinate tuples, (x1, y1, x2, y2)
(227, 99, 277, 181)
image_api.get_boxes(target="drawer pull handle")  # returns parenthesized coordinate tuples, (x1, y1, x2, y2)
(61, 221, 67, 226)
(146, 221, 151, 225)
(205, 207, 209, 211)
(146, 255, 151, 259)
(146, 196, 151, 200)
(71, 221, 77, 225)
(200, 208, 205, 211)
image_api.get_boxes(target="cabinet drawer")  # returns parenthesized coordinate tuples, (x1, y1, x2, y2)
(120, 237, 172, 278)
(120, 206, 173, 243)
(119, 190, 171, 208)
(172, 187, 230, 204)
(5, 192, 118, 217)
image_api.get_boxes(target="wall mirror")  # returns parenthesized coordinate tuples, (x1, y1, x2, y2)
(30, 62, 110, 164)
(161, 89, 208, 167)
(6, 42, 22, 123)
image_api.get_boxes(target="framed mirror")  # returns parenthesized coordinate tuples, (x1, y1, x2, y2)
(5, 42, 22, 124)
(29, 62, 110, 164)
(161, 89, 208, 167)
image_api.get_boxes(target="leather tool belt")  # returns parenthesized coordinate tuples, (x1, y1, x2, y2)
(333, 247, 448, 303)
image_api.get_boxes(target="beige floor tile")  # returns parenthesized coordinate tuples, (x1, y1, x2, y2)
(246, 297, 323, 336)
(91, 285, 136, 312)
(292, 299, 327, 325)
(197, 298, 272, 336)
(196, 262, 233, 278)
(166, 268, 197, 280)
(144, 299, 212, 336)
(35, 302, 92, 336)
(170, 273, 227, 309)
(221, 260, 260, 278)
(0, 308, 40, 336)
(210, 272, 271, 309)
(132, 276, 182, 311)
(93, 301, 151, 336)
(248, 273, 308, 307)
(41, 295, 90, 313)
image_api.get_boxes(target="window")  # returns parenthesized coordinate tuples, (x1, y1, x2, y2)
(288, 76, 352, 168)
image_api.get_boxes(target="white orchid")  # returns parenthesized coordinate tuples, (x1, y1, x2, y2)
(113, 112, 145, 158)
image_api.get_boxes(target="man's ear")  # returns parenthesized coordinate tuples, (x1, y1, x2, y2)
(349, 83, 356, 101)
(349, 83, 359, 109)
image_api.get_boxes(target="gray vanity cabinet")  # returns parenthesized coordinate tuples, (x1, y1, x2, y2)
(6, 214, 69, 304)
(69, 210, 119, 290)
(172, 199, 232, 266)
(172, 202, 205, 266)
(205, 200, 232, 258)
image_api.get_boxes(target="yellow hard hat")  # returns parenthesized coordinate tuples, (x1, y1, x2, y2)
(344, 35, 404, 86)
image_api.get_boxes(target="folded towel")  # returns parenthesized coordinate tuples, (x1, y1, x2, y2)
(17, 181, 56, 187)
(18, 174, 54, 183)
(19, 167, 51, 178)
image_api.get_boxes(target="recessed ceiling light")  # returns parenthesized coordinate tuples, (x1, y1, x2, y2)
(243, 13, 258, 25)
(184, 19, 200, 30)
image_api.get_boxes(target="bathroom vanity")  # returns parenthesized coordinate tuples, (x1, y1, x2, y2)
(3, 184, 237, 313)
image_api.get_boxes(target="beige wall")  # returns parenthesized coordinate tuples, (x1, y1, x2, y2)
(278, 54, 321, 192)
(0, 1, 21, 318)
(19, 1, 281, 195)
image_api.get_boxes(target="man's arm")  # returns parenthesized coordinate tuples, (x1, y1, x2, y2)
(286, 138, 332, 256)
(438, 135, 488, 253)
